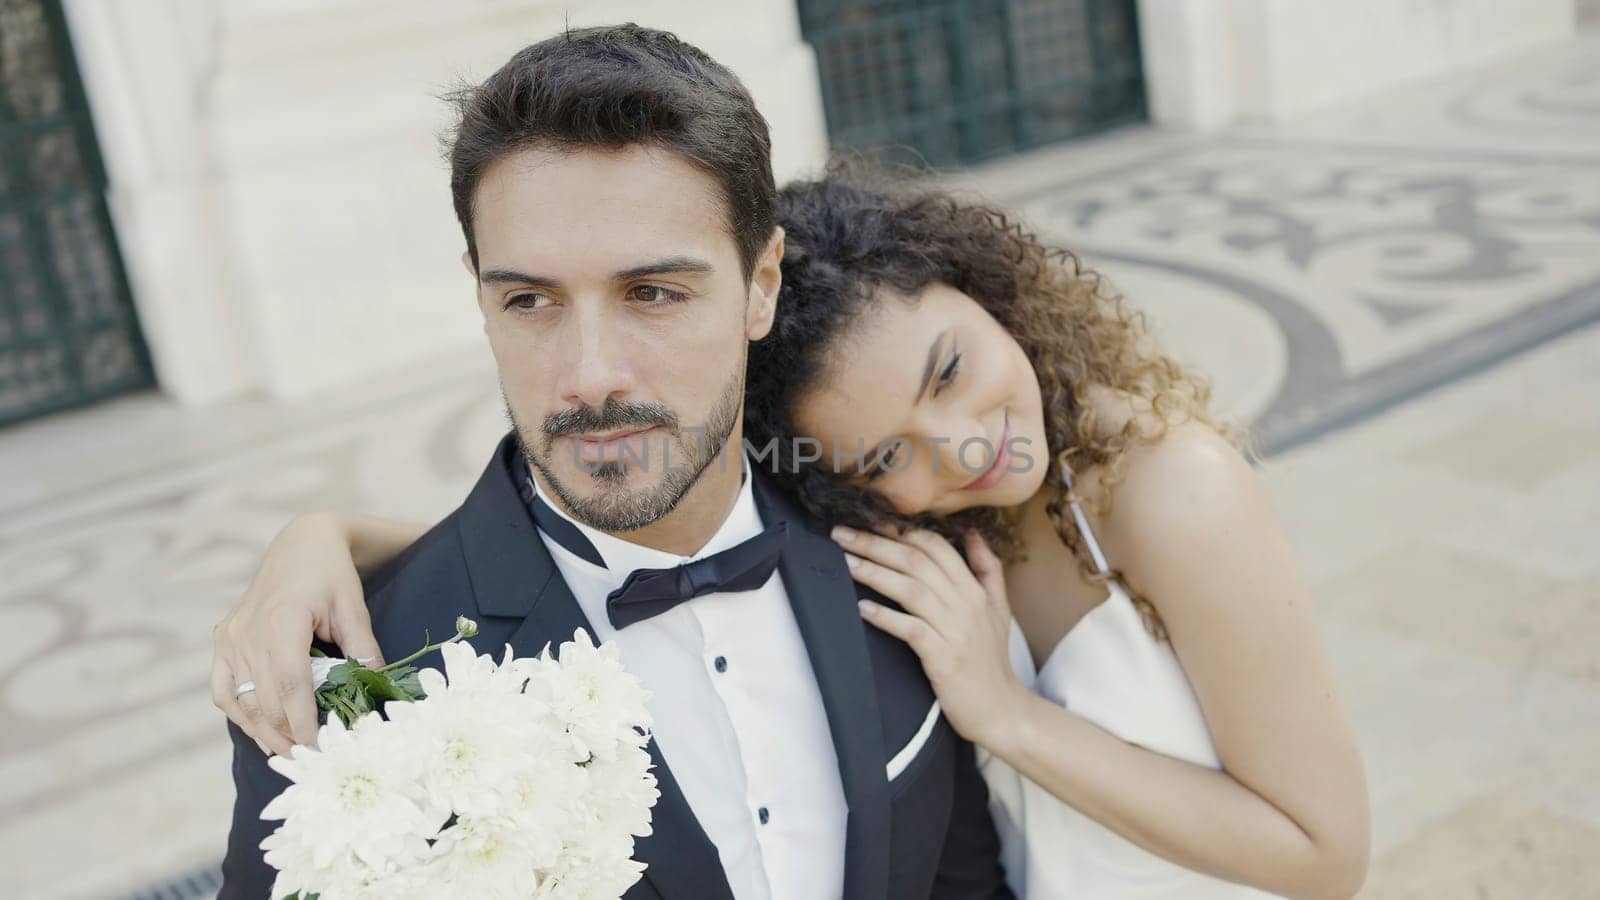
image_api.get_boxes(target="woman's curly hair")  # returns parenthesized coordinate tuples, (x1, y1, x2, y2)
(745, 164, 1250, 640)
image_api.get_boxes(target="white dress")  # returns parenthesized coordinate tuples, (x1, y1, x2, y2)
(976, 472, 1281, 899)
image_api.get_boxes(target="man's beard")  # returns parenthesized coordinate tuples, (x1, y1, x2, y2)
(509, 371, 743, 533)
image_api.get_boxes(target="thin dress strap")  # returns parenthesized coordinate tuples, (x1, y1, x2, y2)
(1062, 468, 1112, 575)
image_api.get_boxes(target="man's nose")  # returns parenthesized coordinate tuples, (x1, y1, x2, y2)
(557, 303, 634, 409)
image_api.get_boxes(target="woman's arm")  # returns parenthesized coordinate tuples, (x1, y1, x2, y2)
(209, 511, 428, 755)
(842, 421, 1368, 899)
(344, 513, 434, 575)
(988, 424, 1370, 899)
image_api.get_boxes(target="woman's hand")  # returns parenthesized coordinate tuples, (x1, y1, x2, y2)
(210, 511, 383, 756)
(831, 525, 1027, 749)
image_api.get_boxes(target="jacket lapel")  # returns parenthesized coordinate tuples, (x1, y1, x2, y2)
(751, 471, 891, 900)
(458, 435, 734, 900)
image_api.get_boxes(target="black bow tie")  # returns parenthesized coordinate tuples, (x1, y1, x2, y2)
(601, 521, 788, 629)
(519, 465, 789, 630)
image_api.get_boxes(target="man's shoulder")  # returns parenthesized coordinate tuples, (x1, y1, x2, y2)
(364, 513, 465, 595)
(358, 513, 478, 645)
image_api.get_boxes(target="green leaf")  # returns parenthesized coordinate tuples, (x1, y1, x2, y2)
(315, 682, 369, 727)
(310, 623, 454, 726)
(394, 671, 425, 700)
(323, 660, 360, 687)
(352, 667, 410, 702)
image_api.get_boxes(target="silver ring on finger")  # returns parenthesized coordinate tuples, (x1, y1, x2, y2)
(234, 680, 258, 699)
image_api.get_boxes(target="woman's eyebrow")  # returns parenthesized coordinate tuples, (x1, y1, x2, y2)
(914, 329, 950, 400)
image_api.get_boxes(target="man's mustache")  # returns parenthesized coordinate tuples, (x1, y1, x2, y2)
(542, 399, 680, 442)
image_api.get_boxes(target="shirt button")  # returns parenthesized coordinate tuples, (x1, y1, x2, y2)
(713, 655, 728, 673)
(757, 806, 770, 825)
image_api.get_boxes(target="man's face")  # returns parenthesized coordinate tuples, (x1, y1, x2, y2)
(469, 145, 779, 532)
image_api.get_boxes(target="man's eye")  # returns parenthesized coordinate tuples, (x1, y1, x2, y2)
(629, 285, 689, 304)
(505, 293, 548, 310)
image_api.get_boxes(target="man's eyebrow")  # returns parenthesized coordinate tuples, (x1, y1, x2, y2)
(476, 257, 715, 289)
(859, 329, 949, 475)
(478, 268, 560, 289)
(612, 256, 715, 281)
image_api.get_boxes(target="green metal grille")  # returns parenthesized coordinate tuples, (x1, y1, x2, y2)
(0, 0, 154, 427)
(799, 0, 1146, 166)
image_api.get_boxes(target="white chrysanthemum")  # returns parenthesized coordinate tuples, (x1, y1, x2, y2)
(414, 640, 526, 698)
(389, 692, 552, 819)
(282, 861, 427, 900)
(262, 630, 659, 898)
(500, 751, 589, 859)
(413, 814, 544, 899)
(540, 629, 654, 762)
(261, 823, 334, 900)
(262, 712, 441, 874)
(581, 749, 660, 844)
(538, 845, 648, 900)
(387, 642, 570, 819)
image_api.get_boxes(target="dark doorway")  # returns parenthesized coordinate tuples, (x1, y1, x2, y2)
(0, 0, 155, 427)
(798, 0, 1147, 166)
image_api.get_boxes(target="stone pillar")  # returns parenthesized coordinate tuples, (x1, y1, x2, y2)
(1136, 0, 1249, 130)
(62, 0, 258, 405)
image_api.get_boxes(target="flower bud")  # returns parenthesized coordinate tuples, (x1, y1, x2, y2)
(455, 615, 479, 638)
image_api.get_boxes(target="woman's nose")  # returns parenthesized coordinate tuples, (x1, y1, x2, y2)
(909, 413, 989, 488)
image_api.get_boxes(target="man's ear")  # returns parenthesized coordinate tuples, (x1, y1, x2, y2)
(746, 226, 784, 341)
(461, 249, 476, 278)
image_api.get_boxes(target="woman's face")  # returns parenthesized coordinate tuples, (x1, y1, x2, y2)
(792, 282, 1050, 516)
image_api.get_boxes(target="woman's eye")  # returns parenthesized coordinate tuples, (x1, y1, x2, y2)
(866, 446, 901, 482)
(936, 351, 962, 393)
(629, 285, 688, 304)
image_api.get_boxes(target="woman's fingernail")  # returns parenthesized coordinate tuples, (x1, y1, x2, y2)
(832, 526, 855, 543)
(844, 552, 860, 569)
(858, 600, 876, 616)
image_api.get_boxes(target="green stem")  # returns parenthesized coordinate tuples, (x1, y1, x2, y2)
(374, 630, 469, 674)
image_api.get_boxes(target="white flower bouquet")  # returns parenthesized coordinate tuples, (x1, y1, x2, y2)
(259, 617, 660, 900)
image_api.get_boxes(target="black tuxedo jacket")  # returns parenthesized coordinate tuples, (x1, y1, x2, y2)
(221, 434, 1013, 899)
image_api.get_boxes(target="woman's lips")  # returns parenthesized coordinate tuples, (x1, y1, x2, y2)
(962, 413, 1010, 491)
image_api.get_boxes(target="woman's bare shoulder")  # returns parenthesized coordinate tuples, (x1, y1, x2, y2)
(1090, 416, 1262, 564)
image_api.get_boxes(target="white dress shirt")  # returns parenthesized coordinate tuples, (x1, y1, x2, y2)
(530, 452, 848, 900)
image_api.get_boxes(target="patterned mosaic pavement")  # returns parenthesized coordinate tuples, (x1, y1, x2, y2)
(2, 30, 1598, 900)
(960, 27, 1600, 452)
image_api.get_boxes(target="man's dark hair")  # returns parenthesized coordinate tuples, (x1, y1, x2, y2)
(447, 23, 778, 280)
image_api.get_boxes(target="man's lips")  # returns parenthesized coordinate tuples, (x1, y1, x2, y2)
(573, 426, 653, 443)
(569, 426, 658, 464)
(962, 413, 1010, 491)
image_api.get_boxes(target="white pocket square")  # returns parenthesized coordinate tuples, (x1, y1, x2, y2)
(886, 700, 942, 781)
